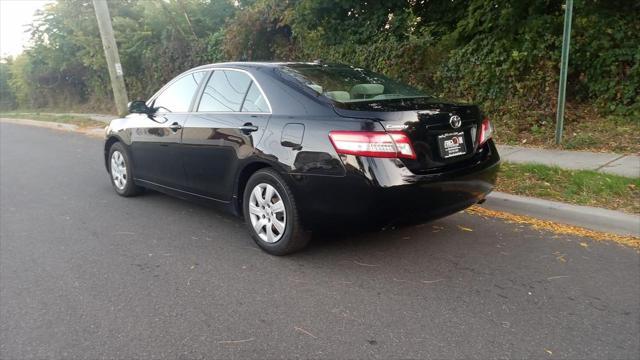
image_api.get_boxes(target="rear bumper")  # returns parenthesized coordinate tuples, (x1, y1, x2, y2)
(290, 141, 500, 229)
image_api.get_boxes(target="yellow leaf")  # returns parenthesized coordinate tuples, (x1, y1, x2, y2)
(458, 225, 473, 232)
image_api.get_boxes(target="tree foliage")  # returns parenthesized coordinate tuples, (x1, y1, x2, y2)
(0, 0, 637, 120)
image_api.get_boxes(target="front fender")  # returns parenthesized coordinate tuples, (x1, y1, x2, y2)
(103, 118, 132, 172)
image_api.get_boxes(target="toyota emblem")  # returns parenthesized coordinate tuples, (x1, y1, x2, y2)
(449, 115, 462, 129)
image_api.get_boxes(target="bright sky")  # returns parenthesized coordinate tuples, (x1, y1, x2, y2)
(0, 0, 53, 58)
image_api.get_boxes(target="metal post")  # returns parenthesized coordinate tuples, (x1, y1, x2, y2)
(555, 0, 573, 145)
(93, 0, 129, 117)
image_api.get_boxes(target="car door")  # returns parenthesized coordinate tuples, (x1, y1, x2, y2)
(181, 69, 271, 200)
(130, 71, 207, 189)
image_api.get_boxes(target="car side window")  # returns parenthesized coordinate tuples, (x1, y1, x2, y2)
(152, 71, 205, 113)
(241, 82, 269, 113)
(198, 70, 252, 112)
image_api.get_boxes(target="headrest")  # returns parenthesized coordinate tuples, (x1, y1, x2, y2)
(350, 83, 384, 97)
(307, 84, 323, 93)
(325, 91, 350, 102)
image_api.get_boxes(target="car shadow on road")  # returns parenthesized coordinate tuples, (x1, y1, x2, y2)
(126, 187, 500, 256)
(136, 187, 463, 256)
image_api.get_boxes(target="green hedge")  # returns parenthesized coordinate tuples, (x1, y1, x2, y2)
(1, 0, 637, 120)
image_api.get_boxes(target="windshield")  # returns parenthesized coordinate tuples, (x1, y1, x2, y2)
(280, 63, 429, 103)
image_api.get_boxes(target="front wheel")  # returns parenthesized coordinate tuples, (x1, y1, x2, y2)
(108, 142, 143, 197)
(243, 169, 310, 255)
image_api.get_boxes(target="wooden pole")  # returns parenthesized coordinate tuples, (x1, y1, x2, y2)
(93, 0, 128, 117)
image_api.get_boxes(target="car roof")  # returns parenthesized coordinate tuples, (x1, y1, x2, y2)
(191, 61, 330, 71)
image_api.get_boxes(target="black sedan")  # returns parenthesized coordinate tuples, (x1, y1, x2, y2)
(104, 62, 500, 255)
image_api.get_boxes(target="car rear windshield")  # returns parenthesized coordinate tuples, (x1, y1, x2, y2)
(280, 64, 429, 104)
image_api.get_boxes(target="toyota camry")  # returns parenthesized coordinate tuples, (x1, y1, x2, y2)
(104, 62, 500, 255)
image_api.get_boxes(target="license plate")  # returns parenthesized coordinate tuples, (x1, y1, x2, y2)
(438, 131, 467, 158)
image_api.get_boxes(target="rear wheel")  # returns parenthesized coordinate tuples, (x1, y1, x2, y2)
(243, 169, 309, 255)
(108, 142, 143, 197)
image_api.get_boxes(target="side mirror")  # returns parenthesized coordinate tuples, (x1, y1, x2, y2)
(128, 100, 151, 114)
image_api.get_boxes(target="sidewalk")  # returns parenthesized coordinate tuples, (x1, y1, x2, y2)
(497, 145, 640, 178)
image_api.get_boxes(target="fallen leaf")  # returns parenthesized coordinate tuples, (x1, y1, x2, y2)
(421, 279, 445, 284)
(547, 275, 569, 280)
(457, 225, 473, 232)
(218, 338, 255, 344)
(294, 326, 318, 338)
(353, 260, 379, 267)
(465, 206, 640, 250)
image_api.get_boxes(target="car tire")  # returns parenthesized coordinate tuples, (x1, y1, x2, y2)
(108, 142, 143, 197)
(243, 168, 310, 255)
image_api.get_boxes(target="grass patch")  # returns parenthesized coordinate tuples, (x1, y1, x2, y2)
(493, 104, 640, 154)
(497, 162, 640, 214)
(0, 112, 105, 128)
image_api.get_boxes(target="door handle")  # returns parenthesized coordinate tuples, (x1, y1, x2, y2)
(168, 122, 182, 131)
(239, 123, 259, 133)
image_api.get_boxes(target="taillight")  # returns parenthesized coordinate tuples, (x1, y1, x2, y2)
(478, 117, 493, 146)
(328, 131, 416, 159)
(388, 132, 416, 159)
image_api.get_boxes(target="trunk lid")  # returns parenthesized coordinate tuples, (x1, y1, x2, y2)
(332, 98, 484, 174)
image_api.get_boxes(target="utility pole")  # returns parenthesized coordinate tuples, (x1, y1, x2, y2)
(93, 0, 129, 117)
(555, 0, 574, 145)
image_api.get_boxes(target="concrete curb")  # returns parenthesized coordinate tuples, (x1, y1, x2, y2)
(2, 112, 114, 123)
(484, 192, 639, 237)
(0, 118, 105, 138)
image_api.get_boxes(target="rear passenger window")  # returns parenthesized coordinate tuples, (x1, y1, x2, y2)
(198, 70, 251, 112)
(242, 82, 269, 113)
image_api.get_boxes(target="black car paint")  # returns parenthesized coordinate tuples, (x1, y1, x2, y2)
(104, 62, 500, 229)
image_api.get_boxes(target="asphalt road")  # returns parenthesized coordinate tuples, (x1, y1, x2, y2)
(1, 122, 638, 359)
